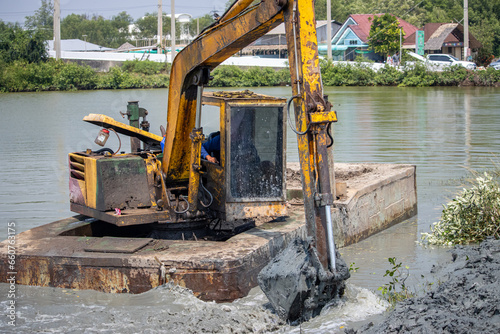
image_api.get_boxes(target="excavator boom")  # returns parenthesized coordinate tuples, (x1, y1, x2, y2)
(162, 0, 349, 321)
(162, 0, 285, 182)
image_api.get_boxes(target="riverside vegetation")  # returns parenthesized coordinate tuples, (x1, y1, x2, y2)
(421, 172, 500, 246)
(2, 58, 500, 93)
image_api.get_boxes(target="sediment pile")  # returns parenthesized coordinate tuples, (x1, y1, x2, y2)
(350, 238, 500, 333)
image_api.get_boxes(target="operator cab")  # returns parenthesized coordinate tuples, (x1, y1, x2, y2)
(68, 91, 287, 227)
(200, 91, 287, 221)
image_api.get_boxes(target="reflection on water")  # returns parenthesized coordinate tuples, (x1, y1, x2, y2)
(1, 86, 499, 332)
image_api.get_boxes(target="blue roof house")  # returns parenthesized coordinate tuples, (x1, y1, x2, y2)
(328, 14, 418, 61)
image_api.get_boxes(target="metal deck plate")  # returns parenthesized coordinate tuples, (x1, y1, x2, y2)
(84, 237, 153, 253)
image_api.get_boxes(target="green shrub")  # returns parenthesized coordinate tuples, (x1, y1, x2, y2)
(435, 66, 469, 86)
(400, 63, 437, 87)
(473, 67, 500, 86)
(378, 257, 413, 307)
(121, 59, 170, 75)
(421, 172, 500, 245)
(320, 59, 376, 86)
(0, 60, 56, 91)
(242, 67, 280, 86)
(209, 66, 245, 87)
(54, 62, 97, 90)
(95, 67, 169, 89)
(1, 58, 498, 92)
(374, 64, 403, 85)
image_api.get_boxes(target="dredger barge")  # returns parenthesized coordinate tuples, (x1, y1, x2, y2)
(0, 158, 416, 301)
(0, 0, 416, 319)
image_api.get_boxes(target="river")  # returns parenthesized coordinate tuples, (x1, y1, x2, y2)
(1, 86, 499, 332)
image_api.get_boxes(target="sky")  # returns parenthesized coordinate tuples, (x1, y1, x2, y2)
(0, 0, 228, 25)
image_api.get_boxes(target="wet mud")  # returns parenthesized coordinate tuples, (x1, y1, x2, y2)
(349, 238, 500, 334)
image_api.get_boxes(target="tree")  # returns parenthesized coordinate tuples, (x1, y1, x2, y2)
(368, 14, 403, 56)
(0, 21, 48, 63)
(24, 0, 54, 39)
(188, 14, 215, 37)
(61, 13, 133, 48)
(112, 11, 134, 41)
(134, 13, 159, 39)
(133, 13, 181, 41)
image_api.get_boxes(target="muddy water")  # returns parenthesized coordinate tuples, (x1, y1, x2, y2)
(1, 86, 500, 332)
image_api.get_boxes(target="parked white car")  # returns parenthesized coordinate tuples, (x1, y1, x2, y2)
(489, 60, 500, 70)
(426, 54, 477, 70)
(406, 52, 476, 71)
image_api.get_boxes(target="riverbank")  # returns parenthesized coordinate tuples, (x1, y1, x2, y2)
(347, 238, 500, 334)
(1, 59, 499, 92)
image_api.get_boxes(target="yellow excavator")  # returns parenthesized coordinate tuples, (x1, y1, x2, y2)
(68, 0, 349, 321)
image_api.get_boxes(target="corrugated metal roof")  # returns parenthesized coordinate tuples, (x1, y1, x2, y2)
(46, 39, 113, 52)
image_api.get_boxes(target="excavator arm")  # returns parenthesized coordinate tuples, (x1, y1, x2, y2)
(162, 0, 349, 321)
(162, 0, 285, 182)
(163, 0, 337, 267)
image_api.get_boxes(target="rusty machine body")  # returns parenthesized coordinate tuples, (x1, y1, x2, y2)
(68, 0, 348, 320)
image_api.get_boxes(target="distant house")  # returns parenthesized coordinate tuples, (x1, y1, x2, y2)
(330, 14, 418, 61)
(242, 20, 341, 58)
(46, 39, 113, 52)
(168, 13, 193, 43)
(404, 23, 481, 60)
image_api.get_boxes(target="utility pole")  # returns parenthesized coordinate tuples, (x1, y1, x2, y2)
(171, 0, 176, 61)
(327, 0, 332, 60)
(464, 0, 469, 60)
(400, 28, 402, 65)
(54, 0, 61, 60)
(158, 0, 163, 51)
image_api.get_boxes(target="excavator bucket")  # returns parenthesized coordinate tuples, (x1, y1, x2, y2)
(258, 238, 350, 322)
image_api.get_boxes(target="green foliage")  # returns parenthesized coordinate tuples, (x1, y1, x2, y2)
(374, 64, 404, 85)
(368, 14, 404, 56)
(209, 66, 290, 87)
(188, 14, 215, 36)
(399, 63, 437, 87)
(378, 257, 412, 307)
(54, 62, 97, 90)
(318, 59, 495, 87)
(348, 262, 359, 273)
(242, 67, 283, 86)
(320, 59, 376, 86)
(210, 66, 245, 87)
(133, 13, 178, 40)
(0, 60, 58, 92)
(95, 66, 169, 90)
(121, 60, 170, 75)
(0, 22, 48, 64)
(421, 173, 500, 246)
(61, 13, 133, 49)
(24, 0, 54, 40)
(473, 68, 500, 86)
(0, 60, 169, 92)
(435, 66, 468, 86)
